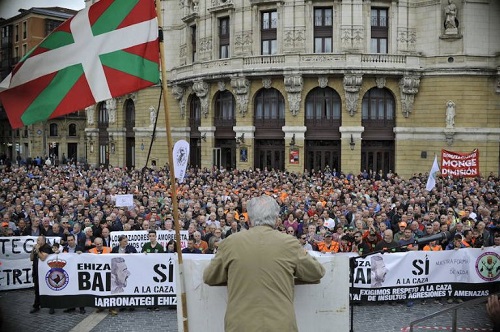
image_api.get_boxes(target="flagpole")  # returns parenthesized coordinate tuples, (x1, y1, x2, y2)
(154, 1, 189, 331)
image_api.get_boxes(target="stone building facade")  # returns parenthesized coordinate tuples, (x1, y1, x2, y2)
(17, 0, 500, 177)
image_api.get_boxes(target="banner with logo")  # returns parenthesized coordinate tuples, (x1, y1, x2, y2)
(441, 149, 479, 178)
(351, 248, 500, 302)
(0, 236, 61, 291)
(39, 253, 177, 308)
(110, 230, 189, 250)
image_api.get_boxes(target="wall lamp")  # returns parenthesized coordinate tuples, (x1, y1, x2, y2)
(290, 134, 296, 148)
(349, 134, 355, 151)
(201, 133, 207, 142)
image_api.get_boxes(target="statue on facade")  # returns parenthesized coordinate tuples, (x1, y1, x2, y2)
(149, 106, 156, 127)
(444, 0, 458, 33)
(446, 100, 455, 128)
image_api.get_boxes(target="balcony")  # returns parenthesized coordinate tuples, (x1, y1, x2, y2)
(170, 53, 422, 83)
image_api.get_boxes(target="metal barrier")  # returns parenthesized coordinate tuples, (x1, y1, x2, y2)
(408, 294, 495, 332)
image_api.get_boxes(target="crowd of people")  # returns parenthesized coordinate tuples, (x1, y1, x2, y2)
(0, 162, 499, 313)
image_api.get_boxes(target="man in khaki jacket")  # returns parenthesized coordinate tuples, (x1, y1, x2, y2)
(203, 194, 325, 332)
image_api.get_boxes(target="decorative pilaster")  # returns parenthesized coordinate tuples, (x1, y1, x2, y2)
(284, 75, 303, 116)
(85, 106, 95, 125)
(231, 76, 250, 117)
(192, 80, 209, 117)
(399, 75, 420, 118)
(343, 74, 363, 116)
(171, 85, 186, 118)
(106, 98, 117, 124)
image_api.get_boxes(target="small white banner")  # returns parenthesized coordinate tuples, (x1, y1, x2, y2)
(115, 194, 134, 207)
(110, 230, 189, 251)
(173, 140, 189, 183)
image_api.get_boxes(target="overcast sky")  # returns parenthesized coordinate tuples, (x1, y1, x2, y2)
(0, 0, 86, 19)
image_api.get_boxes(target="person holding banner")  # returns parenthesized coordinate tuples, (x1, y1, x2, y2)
(30, 235, 54, 314)
(203, 194, 325, 332)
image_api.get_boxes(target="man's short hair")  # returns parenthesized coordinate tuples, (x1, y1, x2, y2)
(148, 229, 157, 235)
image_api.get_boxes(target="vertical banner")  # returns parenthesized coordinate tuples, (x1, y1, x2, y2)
(290, 148, 299, 164)
(173, 140, 189, 183)
(441, 149, 479, 178)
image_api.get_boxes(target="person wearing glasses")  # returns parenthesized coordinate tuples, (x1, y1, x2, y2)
(299, 234, 313, 251)
(204, 194, 325, 332)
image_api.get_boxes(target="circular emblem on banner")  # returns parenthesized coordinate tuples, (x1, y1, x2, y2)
(475, 252, 500, 282)
(45, 258, 70, 291)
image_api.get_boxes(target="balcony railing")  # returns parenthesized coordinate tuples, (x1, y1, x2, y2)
(171, 53, 421, 83)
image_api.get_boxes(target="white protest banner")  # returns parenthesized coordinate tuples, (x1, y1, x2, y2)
(351, 248, 500, 302)
(39, 253, 177, 308)
(110, 230, 189, 251)
(0, 236, 61, 290)
(173, 140, 189, 183)
(115, 194, 134, 207)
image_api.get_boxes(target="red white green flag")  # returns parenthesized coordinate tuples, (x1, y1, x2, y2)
(0, 0, 159, 129)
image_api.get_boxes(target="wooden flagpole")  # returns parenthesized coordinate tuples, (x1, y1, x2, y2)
(154, 0, 189, 330)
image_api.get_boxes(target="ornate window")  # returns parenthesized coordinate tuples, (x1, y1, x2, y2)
(371, 8, 388, 53)
(254, 88, 285, 127)
(214, 91, 235, 126)
(362, 88, 394, 124)
(219, 17, 230, 59)
(125, 99, 135, 129)
(68, 123, 77, 137)
(305, 87, 341, 125)
(261, 10, 277, 55)
(98, 102, 109, 126)
(190, 95, 201, 128)
(191, 25, 197, 62)
(49, 123, 58, 137)
(314, 8, 332, 53)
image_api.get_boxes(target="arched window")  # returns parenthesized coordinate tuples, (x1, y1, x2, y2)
(362, 88, 394, 124)
(214, 91, 235, 126)
(305, 87, 341, 124)
(254, 88, 285, 126)
(125, 99, 135, 128)
(190, 95, 201, 128)
(49, 123, 58, 136)
(68, 123, 77, 136)
(98, 102, 109, 125)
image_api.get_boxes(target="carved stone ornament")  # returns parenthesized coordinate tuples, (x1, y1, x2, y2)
(262, 78, 272, 89)
(343, 74, 363, 116)
(375, 77, 386, 89)
(85, 106, 95, 125)
(192, 80, 209, 117)
(399, 75, 420, 118)
(318, 76, 328, 88)
(106, 98, 117, 124)
(218, 81, 226, 91)
(231, 77, 250, 116)
(444, 128, 456, 146)
(284, 75, 303, 116)
(172, 85, 186, 118)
